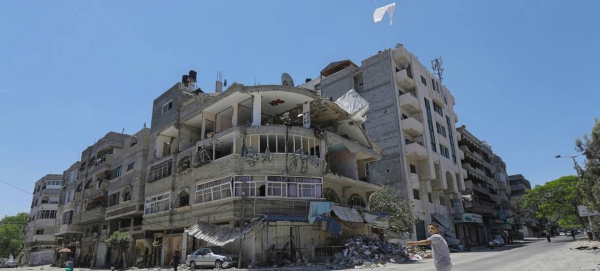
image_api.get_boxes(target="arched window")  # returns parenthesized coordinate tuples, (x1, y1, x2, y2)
(323, 188, 341, 203)
(348, 194, 366, 207)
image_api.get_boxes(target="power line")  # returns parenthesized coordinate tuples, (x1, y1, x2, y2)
(0, 179, 31, 194)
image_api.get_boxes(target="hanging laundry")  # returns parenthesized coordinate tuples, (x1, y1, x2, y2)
(373, 3, 396, 26)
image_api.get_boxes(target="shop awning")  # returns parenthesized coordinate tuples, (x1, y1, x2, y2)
(363, 212, 390, 229)
(185, 218, 265, 246)
(331, 205, 364, 223)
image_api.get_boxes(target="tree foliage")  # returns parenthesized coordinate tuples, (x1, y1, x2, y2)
(523, 175, 584, 227)
(105, 231, 133, 267)
(369, 186, 418, 233)
(511, 196, 525, 225)
(575, 118, 600, 212)
(0, 213, 28, 258)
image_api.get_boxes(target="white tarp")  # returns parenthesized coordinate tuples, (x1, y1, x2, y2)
(373, 3, 396, 26)
(334, 89, 369, 123)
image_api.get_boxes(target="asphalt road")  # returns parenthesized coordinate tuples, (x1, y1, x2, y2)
(389, 236, 600, 271)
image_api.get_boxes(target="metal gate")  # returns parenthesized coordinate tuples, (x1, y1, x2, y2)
(415, 220, 427, 240)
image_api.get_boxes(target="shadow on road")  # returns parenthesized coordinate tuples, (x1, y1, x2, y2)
(455, 239, 543, 253)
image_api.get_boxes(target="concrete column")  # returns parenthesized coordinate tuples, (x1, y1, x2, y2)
(201, 117, 206, 140)
(181, 232, 188, 263)
(252, 94, 262, 126)
(302, 102, 310, 128)
(420, 181, 430, 219)
(232, 103, 239, 127)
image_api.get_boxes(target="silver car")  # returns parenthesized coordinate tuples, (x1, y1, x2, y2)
(4, 260, 18, 268)
(186, 247, 239, 269)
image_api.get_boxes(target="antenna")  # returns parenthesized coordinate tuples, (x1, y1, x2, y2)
(431, 57, 444, 83)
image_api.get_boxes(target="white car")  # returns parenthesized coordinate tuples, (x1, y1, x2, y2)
(186, 247, 239, 269)
(492, 235, 505, 247)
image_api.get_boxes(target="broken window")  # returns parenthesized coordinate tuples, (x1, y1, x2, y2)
(148, 159, 173, 182)
(177, 190, 189, 207)
(109, 192, 120, 207)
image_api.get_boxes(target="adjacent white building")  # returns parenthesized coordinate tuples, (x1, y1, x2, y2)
(23, 174, 62, 266)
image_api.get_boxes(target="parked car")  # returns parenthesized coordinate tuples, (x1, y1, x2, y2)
(186, 247, 239, 269)
(492, 235, 505, 247)
(4, 260, 19, 268)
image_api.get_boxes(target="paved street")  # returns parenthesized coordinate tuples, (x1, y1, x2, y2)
(12, 237, 600, 271)
(389, 236, 600, 271)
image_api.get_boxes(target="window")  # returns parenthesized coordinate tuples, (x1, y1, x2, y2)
(433, 102, 443, 116)
(38, 210, 56, 219)
(413, 189, 420, 200)
(47, 180, 60, 186)
(323, 188, 341, 203)
(68, 171, 77, 183)
(162, 100, 173, 113)
(428, 193, 433, 203)
(63, 211, 73, 224)
(421, 76, 427, 86)
(410, 164, 417, 174)
(144, 193, 170, 215)
(112, 166, 122, 179)
(195, 178, 232, 204)
(432, 79, 436, 90)
(439, 144, 450, 159)
(109, 193, 120, 207)
(35, 229, 44, 235)
(148, 160, 172, 182)
(443, 96, 448, 105)
(439, 196, 446, 206)
(127, 162, 135, 171)
(424, 98, 437, 152)
(314, 84, 321, 90)
(436, 123, 447, 137)
(348, 194, 366, 207)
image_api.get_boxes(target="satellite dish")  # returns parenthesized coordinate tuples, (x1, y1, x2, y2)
(281, 73, 294, 86)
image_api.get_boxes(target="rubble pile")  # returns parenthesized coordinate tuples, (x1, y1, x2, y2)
(329, 236, 431, 269)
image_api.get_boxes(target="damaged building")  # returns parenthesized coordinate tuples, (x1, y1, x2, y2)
(141, 71, 384, 267)
(303, 45, 467, 245)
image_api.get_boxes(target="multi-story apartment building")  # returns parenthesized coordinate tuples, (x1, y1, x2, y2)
(72, 132, 130, 268)
(509, 174, 539, 237)
(309, 45, 467, 244)
(23, 174, 62, 266)
(54, 162, 82, 262)
(142, 74, 382, 267)
(104, 128, 150, 265)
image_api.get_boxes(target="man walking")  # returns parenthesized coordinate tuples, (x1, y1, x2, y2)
(170, 251, 181, 271)
(407, 222, 452, 271)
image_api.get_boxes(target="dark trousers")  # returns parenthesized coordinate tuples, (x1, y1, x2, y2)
(173, 264, 178, 271)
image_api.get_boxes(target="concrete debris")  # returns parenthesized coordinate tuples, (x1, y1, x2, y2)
(327, 235, 431, 269)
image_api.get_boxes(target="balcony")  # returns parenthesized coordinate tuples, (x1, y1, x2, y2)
(398, 92, 420, 113)
(401, 117, 424, 137)
(81, 207, 107, 223)
(395, 69, 416, 91)
(510, 184, 526, 191)
(405, 142, 428, 160)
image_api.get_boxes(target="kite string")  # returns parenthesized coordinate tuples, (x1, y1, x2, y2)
(373, 0, 389, 49)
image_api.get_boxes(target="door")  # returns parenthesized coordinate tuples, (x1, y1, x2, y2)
(415, 220, 427, 241)
(96, 243, 108, 267)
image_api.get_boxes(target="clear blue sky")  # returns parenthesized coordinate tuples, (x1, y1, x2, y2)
(1, 0, 598, 216)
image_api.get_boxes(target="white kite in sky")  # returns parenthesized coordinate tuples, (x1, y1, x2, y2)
(373, 3, 396, 26)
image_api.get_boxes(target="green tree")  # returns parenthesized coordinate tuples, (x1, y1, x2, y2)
(575, 118, 600, 212)
(369, 186, 418, 234)
(523, 175, 585, 228)
(0, 213, 28, 258)
(511, 196, 525, 225)
(105, 231, 133, 268)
